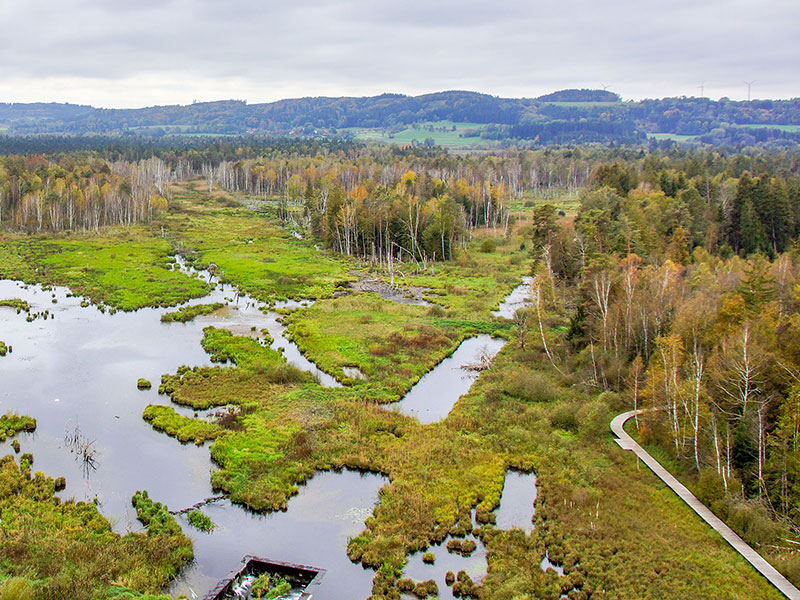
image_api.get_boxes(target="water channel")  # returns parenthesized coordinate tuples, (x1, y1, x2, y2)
(390, 335, 507, 424)
(491, 276, 533, 319)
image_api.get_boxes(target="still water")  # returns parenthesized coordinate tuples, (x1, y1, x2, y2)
(0, 271, 372, 599)
(492, 276, 533, 319)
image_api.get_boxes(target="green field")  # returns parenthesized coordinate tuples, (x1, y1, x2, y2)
(344, 121, 499, 149)
(739, 123, 800, 131)
(648, 132, 699, 142)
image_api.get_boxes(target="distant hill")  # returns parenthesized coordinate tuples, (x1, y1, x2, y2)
(0, 102, 93, 125)
(1, 90, 799, 148)
(536, 89, 621, 103)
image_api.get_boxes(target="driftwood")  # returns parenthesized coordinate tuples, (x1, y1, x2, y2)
(461, 348, 494, 372)
(169, 494, 226, 515)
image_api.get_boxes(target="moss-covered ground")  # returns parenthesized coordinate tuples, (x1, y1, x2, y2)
(0, 229, 208, 310)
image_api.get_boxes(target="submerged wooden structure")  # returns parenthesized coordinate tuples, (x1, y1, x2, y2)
(203, 555, 326, 600)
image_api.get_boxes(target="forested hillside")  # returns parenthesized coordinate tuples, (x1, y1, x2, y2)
(2, 90, 800, 147)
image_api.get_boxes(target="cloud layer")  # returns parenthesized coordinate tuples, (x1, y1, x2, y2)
(0, 0, 796, 107)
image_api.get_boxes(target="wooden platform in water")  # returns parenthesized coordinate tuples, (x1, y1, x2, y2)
(203, 555, 326, 600)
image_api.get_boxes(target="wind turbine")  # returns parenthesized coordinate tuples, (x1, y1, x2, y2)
(744, 81, 755, 101)
(698, 82, 705, 98)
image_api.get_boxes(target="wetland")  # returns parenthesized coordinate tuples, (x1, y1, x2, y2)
(0, 166, 790, 600)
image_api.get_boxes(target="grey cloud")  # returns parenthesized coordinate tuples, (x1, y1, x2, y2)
(0, 0, 797, 105)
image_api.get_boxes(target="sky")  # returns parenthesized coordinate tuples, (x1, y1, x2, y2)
(0, 0, 796, 108)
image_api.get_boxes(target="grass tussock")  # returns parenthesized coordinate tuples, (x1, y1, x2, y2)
(0, 413, 36, 441)
(160, 302, 224, 322)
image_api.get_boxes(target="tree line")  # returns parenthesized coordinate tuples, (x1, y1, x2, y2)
(3, 92, 800, 148)
(520, 156, 800, 551)
(0, 155, 170, 231)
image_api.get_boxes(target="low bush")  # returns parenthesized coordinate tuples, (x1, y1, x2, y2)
(549, 404, 579, 433)
(187, 509, 216, 532)
(502, 371, 556, 403)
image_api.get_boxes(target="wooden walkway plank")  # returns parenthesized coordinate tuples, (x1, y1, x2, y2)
(611, 410, 800, 600)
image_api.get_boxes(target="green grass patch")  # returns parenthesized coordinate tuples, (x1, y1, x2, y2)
(648, 133, 699, 142)
(346, 122, 500, 150)
(0, 229, 209, 310)
(161, 302, 225, 322)
(0, 298, 31, 313)
(738, 123, 800, 132)
(142, 405, 223, 445)
(284, 294, 464, 401)
(161, 184, 352, 302)
(186, 509, 216, 532)
(400, 240, 530, 318)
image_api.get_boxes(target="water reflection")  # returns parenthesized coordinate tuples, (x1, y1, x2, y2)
(495, 470, 537, 532)
(170, 470, 386, 600)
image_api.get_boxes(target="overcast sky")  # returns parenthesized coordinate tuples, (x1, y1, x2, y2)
(0, 0, 796, 108)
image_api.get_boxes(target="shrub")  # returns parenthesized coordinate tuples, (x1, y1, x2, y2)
(422, 552, 435, 564)
(427, 304, 446, 317)
(694, 469, 726, 506)
(413, 579, 438, 598)
(550, 404, 579, 433)
(723, 498, 781, 547)
(479, 238, 497, 253)
(137, 378, 152, 390)
(502, 371, 555, 403)
(187, 509, 216, 532)
(452, 571, 478, 597)
(447, 538, 477, 556)
(0, 578, 33, 600)
(578, 399, 611, 438)
(397, 578, 415, 592)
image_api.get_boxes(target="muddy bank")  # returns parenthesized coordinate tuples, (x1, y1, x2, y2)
(348, 279, 430, 306)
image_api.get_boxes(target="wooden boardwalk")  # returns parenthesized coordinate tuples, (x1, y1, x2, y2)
(611, 410, 800, 600)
